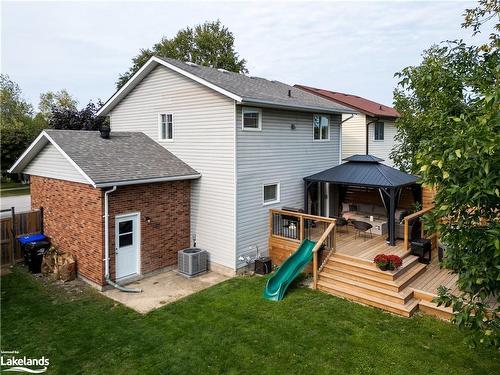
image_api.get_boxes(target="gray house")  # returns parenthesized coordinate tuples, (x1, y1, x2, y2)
(96, 56, 355, 275)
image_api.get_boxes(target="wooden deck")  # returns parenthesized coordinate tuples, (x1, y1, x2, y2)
(268, 209, 496, 319)
(314, 228, 458, 318)
(409, 251, 459, 296)
(331, 229, 407, 261)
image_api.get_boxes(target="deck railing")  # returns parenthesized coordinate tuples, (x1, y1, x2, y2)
(403, 205, 436, 251)
(312, 222, 336, 289)
(269, 209, 336, 289)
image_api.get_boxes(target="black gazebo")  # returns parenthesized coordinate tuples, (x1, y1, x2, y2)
(303, 155, 419, 246)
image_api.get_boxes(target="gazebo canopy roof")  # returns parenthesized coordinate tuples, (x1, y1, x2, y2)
(304, 154, 418, 188)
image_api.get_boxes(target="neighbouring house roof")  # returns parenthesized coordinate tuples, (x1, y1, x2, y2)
(9, 130, 200, 188)
(304, 154, 416, 188)
(97, 56, 357, 116)
(295, 85, 400, 119)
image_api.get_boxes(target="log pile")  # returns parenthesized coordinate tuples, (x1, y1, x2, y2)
(41, 246, 76, 282)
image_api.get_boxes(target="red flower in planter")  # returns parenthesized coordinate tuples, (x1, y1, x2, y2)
(374, 254, 389, 269)
(386, 255, 403, 270)
(374, 254, 402, 271)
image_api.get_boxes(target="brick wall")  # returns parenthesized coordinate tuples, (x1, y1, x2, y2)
(31, 177, 191, 285)
(30, 176, 104, 285)
(108, 181, 191, 278)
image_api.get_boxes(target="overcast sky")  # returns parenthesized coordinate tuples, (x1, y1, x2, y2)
(1, 1, 488, 110)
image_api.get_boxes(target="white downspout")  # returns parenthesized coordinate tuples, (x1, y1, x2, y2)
(104, 186, 141, 293)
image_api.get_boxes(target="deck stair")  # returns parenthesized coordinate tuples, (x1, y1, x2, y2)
(317, 251, 427, 317)
(412, 290, 454, 320)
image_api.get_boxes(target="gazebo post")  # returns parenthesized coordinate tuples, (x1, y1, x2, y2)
(303, 180, 309, 214)
(389, 188, 396, 246)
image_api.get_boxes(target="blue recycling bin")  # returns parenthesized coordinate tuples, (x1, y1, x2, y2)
(18, 233, 47, 245)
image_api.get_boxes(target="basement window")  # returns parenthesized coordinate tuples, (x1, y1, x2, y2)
(159, 113, 174, 141)
(374, 122, 384, 141)
(263, 183, 280, 205)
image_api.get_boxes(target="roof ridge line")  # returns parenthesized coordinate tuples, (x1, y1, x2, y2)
(374, 163, 394, 186)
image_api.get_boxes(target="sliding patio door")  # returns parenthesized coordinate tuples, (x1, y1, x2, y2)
(309, 182, 330, 218)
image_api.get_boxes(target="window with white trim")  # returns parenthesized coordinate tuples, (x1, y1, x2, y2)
(374, 122, 384, 141)
(313, 114, 329, 140)
(159, 113, 173, 140)
(242, 108, 262, 131)
(263, 183, 280, 205)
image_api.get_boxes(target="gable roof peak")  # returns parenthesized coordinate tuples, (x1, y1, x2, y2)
(97, 56, 357, 117)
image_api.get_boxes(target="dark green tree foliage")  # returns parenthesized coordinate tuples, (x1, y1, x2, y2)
(49, 100, 107, 131)
(0, 74, 46, 172)
(116, 20, 247, 89)
(391, 1, 500, 347)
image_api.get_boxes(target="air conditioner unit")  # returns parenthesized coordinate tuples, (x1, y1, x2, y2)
(178, 248, 208, 277)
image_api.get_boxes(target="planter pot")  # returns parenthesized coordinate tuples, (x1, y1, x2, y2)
(377, 264, 388, 271)
(386, 264, 395, 271)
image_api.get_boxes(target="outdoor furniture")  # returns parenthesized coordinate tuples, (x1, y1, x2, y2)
(352, 220, 373, 240)
(411, 238, 432, 264)
(344, 212, 387, 236)
(395, 218, 421, 240)
(333, 216, 348, 233)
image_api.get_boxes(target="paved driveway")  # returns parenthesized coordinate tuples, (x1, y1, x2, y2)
(1, 194, 31, 213)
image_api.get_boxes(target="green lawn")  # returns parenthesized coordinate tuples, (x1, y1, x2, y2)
(1, 269, 498, 375)
(0, 181, 25, 190)
(0, 181, 30, 197)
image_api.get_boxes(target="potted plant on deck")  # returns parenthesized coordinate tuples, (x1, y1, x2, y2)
(374, 254, 389, 271)
(374, 254, 403, 271)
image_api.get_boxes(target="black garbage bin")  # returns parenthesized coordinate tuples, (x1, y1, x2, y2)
(25, 240, 50, 273)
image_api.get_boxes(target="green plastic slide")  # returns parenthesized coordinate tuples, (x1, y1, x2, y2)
(262, 239, 317, 301)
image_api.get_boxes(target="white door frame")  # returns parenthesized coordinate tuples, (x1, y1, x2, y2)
(114, 212, 141, 280)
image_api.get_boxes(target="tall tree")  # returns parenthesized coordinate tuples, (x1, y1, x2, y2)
(117, 20, 247, 89)
(38, 89, 78, 121)
(0, 74, 46, 173)
(0, 74, 33, 124)
(391, 0, 499, 347)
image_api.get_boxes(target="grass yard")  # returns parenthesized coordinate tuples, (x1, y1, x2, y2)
(1, 268, 499, 375)
(0, 181, 30, 197)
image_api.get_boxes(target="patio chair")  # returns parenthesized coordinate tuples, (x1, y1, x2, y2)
(333, 216, 349, 233)
(352, 220, 373, 240)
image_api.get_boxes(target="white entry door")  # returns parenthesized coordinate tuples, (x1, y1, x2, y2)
(115, 213, 140, 279)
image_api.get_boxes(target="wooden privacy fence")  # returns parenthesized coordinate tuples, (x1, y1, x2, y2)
(1, 207, 43, 266)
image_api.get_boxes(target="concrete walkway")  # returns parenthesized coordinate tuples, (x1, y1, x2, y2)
(101, 270, 230, 313)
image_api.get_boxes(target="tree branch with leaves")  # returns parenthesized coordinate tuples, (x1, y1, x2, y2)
(116, 20, 247, 89)
(391, 1, 499, 347)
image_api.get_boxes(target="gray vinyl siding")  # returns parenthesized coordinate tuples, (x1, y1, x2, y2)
(24, 143, 87, 184)
(235, 106, 341, 266)
(109, 65, 236, 270)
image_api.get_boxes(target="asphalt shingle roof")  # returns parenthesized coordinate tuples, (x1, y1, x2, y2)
(45, 130, 199, 186)
(156, 57, 356, 114)
(304, 154, 417, 188)
(295, 85, 400, 118)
